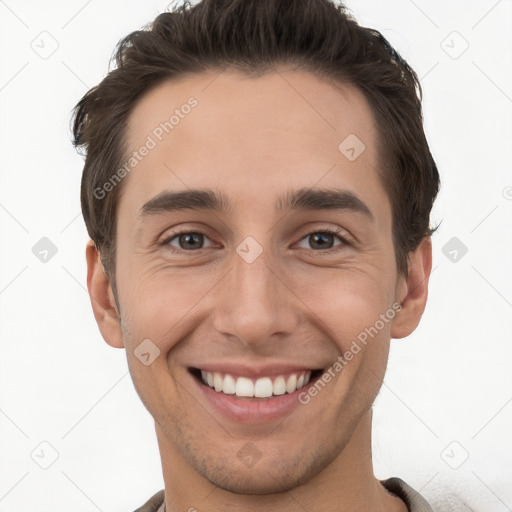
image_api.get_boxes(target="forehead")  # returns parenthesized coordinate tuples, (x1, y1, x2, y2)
(120, 68, 389, 224)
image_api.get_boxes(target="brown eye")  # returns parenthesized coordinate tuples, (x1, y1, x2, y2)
(164, 231, 214, 251)
(296, 230, 348, 251)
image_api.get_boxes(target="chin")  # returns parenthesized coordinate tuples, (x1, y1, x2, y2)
(196, 450, 330, 496)
(208, 471, 302, 495)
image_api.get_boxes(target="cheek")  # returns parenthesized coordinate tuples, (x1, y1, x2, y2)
(117, 267, 220, 350)
(293, 269, 395, 350)
(293, 268, 396, 392)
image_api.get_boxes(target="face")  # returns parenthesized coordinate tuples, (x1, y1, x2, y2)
(88, 68, 429, 494)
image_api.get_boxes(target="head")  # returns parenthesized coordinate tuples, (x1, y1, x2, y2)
(73, 0, 439, 495)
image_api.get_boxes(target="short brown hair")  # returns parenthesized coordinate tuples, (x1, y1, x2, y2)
(71, 0, 440, 290)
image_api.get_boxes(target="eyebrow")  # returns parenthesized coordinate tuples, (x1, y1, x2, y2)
(139, 187, 374, 221)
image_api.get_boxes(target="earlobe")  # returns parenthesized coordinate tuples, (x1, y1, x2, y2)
(391, 237, 433, 340)
(85, 239, 125, 349)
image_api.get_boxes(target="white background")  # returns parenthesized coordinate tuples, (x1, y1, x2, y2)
(0, 0, 511, 511)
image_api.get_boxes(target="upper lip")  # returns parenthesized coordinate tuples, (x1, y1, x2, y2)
(190, 362, 324, 378)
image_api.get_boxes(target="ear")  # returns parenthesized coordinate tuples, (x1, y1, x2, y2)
(391, 236, 432, 339)
(85, 239, 124, 348)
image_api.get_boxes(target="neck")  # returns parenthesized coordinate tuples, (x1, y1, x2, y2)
(155, 409, 407, 512)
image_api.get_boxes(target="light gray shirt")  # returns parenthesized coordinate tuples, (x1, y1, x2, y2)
(132, 477, 434, 512)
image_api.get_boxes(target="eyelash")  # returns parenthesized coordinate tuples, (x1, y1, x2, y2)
(159, 226, 352, 255)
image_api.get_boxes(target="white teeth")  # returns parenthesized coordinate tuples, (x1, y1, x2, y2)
(273, 376, 286, 395)
(213, 372, 223, 392)
(236, 377, 254, 397)
(223, 374, 236, 394)
(198, 370, 315, 397)
(254, 377, 273, 398)
(286, 374, 297, 394)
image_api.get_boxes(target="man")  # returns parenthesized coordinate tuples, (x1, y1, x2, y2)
(72, 0, 440, 510)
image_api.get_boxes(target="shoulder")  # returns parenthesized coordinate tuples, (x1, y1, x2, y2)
(381, 477, 475, 512)
(381, 477, 434, 512)
(131, 489, 165, 512)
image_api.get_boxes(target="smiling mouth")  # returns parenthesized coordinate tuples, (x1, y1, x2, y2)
(188, 367, 324, 399)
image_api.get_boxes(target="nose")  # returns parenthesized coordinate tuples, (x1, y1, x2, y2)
(212, 240, 299, 348)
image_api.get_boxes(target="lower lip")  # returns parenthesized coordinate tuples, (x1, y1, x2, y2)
(190, 370, 323, 424)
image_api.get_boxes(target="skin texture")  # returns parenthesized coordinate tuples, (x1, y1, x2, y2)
(86, 68, 432, 512)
